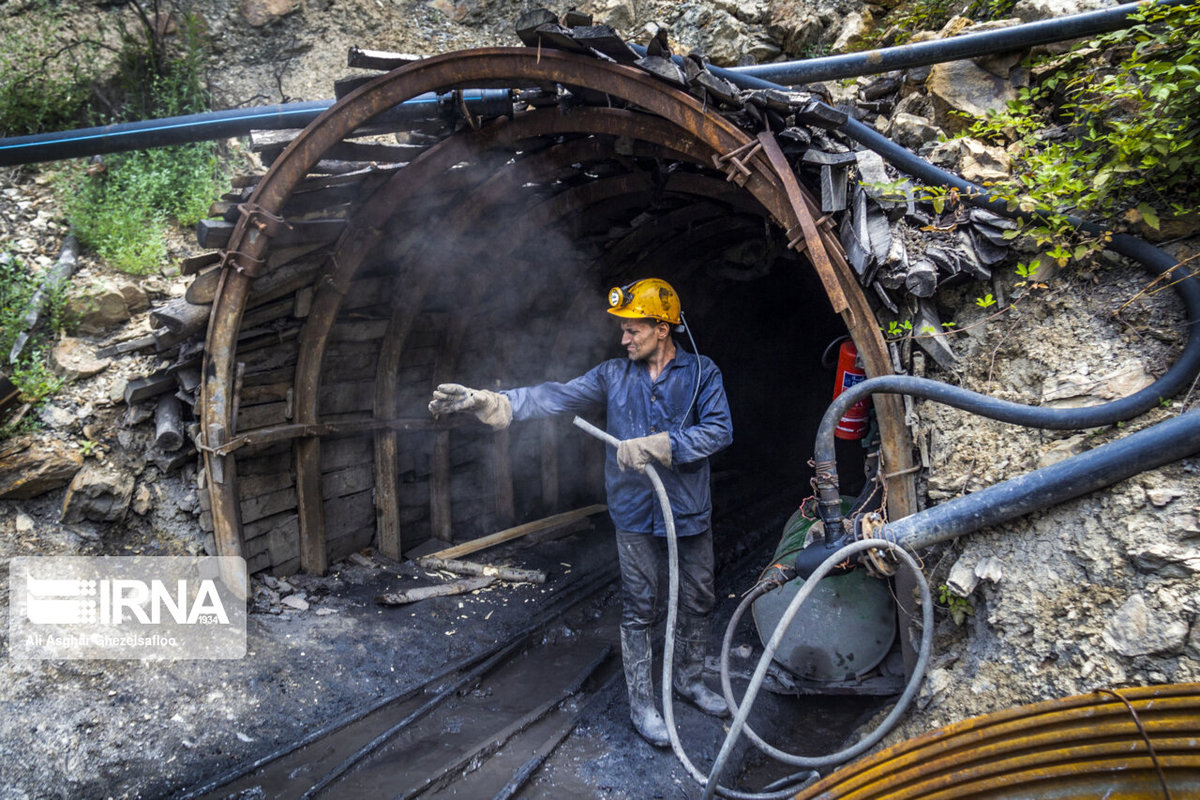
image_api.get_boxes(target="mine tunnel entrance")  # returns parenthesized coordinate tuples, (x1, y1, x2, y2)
(197, 47, 913, 580)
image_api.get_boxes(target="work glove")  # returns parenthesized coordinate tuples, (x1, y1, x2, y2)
(616, 432, 672, 472)
(428, 383, 512, 430)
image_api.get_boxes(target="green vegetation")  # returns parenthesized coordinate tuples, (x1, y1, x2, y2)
(0, 4, 98, 137)
(0, 254, 67, 436)
(966, 0, 1200, 267)
(0, 1, 224, 275)
(56, 5, 224, 275)
(937, 583, 975, 626)
(876, 0, 1019, 46)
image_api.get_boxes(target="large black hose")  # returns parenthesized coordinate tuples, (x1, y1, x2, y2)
(730, 0, 1186, 86)
(885, 407, 1200, 551)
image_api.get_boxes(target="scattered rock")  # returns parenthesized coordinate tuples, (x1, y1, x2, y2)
(67, 282, 133, 333)
(928, 137, 1011, 183)
(926, 60, 1018, 134)
(580, 0, 637, 31)
(1041, 363, 1154, 408)
(1146, 487, 1184, 507)
(132, 484, 153, 516)
(281, 595, 310, 611)
(1012, 0, 1112, 23)
(889, 112, 942, 150)
(37, 404, 76, 430)
(15, 511, 35, 533)
(0, 436, 83, 499)
(767, 0, 822, 55)
(241, 0, 299, 27)
(52, 338, 112, 380)
(830, 10, 872, 53)
(1103, 593, 1190, 657)
(1036, 433, 1090, 469)
(1128, 543, 1200, 579)
(61, 461, 135, 523)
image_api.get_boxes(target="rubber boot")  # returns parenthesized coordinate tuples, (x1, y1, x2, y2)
(672, 615, 730, 718)
(619, 625, 670, 747)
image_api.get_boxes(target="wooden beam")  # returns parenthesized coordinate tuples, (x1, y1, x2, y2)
(373, 265, 435, 560)
(427, 504, 607, 562)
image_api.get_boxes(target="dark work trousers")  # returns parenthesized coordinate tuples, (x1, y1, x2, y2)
(616, 528, 715, 630)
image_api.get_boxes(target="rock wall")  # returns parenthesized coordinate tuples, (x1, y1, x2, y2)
(885, 240, 1200, 741)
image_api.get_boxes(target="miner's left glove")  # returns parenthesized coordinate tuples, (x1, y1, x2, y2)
(428, 383, 512, 429)
(616, 432, 672, 472)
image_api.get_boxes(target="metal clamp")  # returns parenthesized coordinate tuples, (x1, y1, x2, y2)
(711, 140, 761, 187)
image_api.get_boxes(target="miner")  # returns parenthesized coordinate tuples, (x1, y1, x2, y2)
(428, 278, 733, 747)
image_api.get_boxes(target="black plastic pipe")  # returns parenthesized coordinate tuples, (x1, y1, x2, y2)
(885, 407, 1200, 550)
(730, 0, 1186, 86)
(0, 89, 513, 167)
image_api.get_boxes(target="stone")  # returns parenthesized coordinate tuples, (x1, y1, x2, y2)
(51, 338, 111, 380)
(768, 1, 822, 56)
(830, 10, 872, 53)
(108, 377, 128, 404)
(1041, 363, 1154, 408)
(890, 112, 942, 150)
(241, 0, 299, 27)
(281, 595, 309, 611)
(947, 556, 979, 597)
(713, 0, 768, 24)
(117, 282, 149, 314)
(1146, 487, 1184, 508)
(15, 511, 35, 533)
(928, 137, 1011, 183)
(1103, 593, 1189, 657)
(132, 484, 153, 516)
(688, 9, 755, 67)
(1036, 433, 1089, 469)
(926, 60, 1018, 134)
(580, 0, 636, 31)
(61, 461, 135, 523)
(0, 436, 83, 499)
(37, 404, 75, 430)
(1012, 0, 1111, 23)
(1128, 543, 1200, 579)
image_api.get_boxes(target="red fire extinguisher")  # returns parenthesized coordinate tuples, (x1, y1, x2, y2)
(832, 340, 871, 440)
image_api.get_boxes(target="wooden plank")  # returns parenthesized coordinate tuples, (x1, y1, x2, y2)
(428, 504, 607, 561)
(321, 435, 374, 472)
(240, 486, 297, 525)
(321, 463, 373, 501)
(324, 488, 374, 542)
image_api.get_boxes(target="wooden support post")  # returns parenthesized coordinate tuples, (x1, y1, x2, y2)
(492, 427, 515, 528)
(373, 265, 434, 560)
(430, 430, 453, 542)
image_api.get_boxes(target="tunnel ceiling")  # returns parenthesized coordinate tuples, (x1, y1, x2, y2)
(196, 46, 919, 575)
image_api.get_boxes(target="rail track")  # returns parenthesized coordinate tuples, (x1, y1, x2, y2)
(185, 565, 623, 800)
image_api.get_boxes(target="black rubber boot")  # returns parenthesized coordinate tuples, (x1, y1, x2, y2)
(619, 625, 670, 747)
(673, 615, 729, 718)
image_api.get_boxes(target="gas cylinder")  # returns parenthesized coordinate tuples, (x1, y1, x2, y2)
(832, 340, 871, 440)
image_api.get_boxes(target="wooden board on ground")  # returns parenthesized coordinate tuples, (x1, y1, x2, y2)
(427, 504, 606, 562)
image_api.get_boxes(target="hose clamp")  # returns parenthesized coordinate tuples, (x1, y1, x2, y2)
(856, 512, 898, 577)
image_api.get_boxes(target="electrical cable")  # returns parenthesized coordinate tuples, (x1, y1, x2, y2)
(678, 311, 703, 432)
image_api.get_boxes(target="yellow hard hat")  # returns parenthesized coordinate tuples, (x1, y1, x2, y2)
(605, 278, 682, 325)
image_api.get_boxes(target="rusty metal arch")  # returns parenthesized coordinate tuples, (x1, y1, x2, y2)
(202, 47, 915, 569)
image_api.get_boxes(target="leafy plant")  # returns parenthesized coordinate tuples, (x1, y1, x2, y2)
(937, 583, 975, 626)
(52, 3, 224, 274)
(0, 6, 98, 136)
(966, 0, 1200, 268)
(0, 253, 68, 437)
(975, 293, 996, 308)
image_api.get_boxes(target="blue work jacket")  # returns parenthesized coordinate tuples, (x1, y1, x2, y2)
(503, 346, 733, 537)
